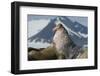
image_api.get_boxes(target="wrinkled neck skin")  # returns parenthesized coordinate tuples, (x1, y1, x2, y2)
(53, 26, 81, 59)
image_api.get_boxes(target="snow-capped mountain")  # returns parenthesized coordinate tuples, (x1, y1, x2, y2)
(28, 16, 88, 48)
(56, 17, 88, 47)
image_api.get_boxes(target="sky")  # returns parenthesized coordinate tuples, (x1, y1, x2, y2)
(28, 15, 88, 26)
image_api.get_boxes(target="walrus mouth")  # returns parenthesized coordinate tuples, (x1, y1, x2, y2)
(53, 26, 64, 33)
(53, 27, 57, 32)
(53, 26, 59, 32)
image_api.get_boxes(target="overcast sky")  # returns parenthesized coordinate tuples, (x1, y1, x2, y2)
(28, 15, 88, 26)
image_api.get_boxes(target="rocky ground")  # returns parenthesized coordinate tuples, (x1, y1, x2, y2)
(28, 46, 88, 61)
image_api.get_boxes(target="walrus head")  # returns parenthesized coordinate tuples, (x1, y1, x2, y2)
(53, 23, 69, 35)
(53, 23, 63, 32)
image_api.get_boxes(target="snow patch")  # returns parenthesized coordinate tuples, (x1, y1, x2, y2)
(28, 39, 50, 48)
(78, 32, 88, 38)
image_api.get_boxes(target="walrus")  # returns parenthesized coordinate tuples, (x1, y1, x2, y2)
(53, 23, 82, 59)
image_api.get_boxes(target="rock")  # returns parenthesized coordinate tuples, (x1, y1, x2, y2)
(28, 46, 57, 60)
(76, 48, 88, 59)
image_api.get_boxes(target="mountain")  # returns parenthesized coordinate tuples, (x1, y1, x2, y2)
(28, 18, 56, 43)
(57, 16, 88, 47)
(28, 16, 88, 48)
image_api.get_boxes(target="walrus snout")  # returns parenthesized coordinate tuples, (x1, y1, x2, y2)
(53, 27, 57, 32)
